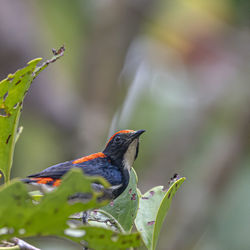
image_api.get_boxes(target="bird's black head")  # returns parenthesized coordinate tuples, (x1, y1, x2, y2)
(103, 129, 145, 169)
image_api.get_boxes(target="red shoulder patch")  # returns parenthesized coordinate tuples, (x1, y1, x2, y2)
(72, 152, 106, 164)
(53, 179, 61, 187)
(107, 129, 135, 144)
(32, 177, 53, 185)
(30, 177, 61, 186)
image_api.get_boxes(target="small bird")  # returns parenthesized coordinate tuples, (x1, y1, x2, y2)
(22, 129, 145, 200)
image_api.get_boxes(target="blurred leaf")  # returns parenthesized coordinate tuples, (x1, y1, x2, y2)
(135, 177, 185, 250)
(100, 168, 139, 232)
(0, 46, 64, 182)
(0, 169, 141, 249)
(65, 226, 141, 250)
(0, 169, 107, 240)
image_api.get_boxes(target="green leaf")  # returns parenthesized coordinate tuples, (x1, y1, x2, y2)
(65, 226, 141, 250)
(0, 169, 141, 249)
(0, 169, 107, 239)
(0, 58, 41, 182)
(100, 168, 139, 232)
(0, 47, 65, 182)
(135, 177, 185, 250)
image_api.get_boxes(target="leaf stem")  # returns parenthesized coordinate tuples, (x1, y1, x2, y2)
(98, 209, 125, 233)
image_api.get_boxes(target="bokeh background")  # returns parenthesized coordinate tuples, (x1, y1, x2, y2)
(1, 0, 250, 249)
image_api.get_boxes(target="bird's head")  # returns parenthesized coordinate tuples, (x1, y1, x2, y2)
(103, 129, 145, 170)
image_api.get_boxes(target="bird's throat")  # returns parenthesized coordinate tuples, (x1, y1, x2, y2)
(122, 138, 139, 171)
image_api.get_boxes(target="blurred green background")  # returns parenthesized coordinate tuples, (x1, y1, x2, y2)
(0, 0, 250, 249)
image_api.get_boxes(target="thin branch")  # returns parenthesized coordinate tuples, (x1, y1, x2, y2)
(10, 238, 40, 250)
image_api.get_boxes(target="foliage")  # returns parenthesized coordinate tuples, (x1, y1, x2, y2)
(0, 169, 141, 249)
(135, 177, 185, 250)
(99, 168, 139, 232)
(0, 47, 65, 182)
(0, 51, 185, 249)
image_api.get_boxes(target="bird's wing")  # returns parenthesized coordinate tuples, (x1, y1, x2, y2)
(27, 161, 74, 179)
(24, 156, 122, 187)
(23, 161, 79, 187)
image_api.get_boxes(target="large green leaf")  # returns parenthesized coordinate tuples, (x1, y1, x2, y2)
(135, 177, 185, 250)
(100, 168, 139, 232)
(0, 169, 141, 249)
(0, 47, 64, 182)
(65, 226, 141, 250)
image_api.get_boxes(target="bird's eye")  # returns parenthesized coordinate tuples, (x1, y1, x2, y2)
(114, 136, 121, 143)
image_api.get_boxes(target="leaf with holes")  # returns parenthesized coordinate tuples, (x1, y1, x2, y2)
(0, 169, 141, 249)
(0, 47, 64, 182)
(135, 177, 185, 250)
(99, 168, 139, 232)
(64, 226, 141, 250)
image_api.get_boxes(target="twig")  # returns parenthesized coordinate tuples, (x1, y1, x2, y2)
(33, 45, 65, 79)
(10, 238, 40, 250)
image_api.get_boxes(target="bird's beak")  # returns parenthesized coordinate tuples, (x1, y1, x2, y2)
(130, 129, 146, 141)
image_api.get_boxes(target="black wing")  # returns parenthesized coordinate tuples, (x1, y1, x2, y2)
(28, 161, 74, 179)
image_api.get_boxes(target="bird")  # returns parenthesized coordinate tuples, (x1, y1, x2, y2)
(22, 129, 145, 201)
